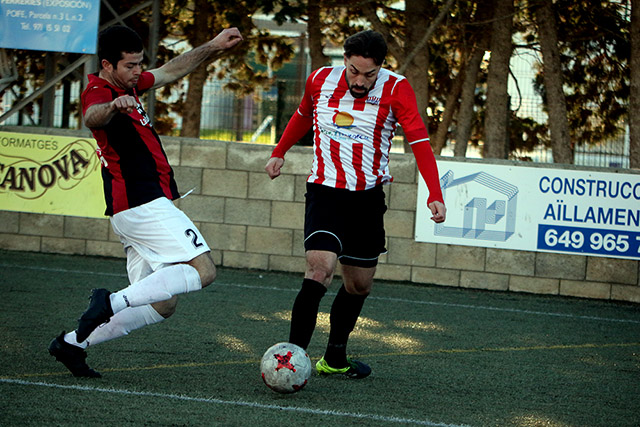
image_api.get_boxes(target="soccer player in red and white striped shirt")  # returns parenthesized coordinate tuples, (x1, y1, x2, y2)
(266, 30, 446, 378)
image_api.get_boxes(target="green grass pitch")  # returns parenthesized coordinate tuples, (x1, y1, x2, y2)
(1, 250, 639, 426)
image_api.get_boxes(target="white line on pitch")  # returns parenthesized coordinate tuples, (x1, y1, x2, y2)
(2, 263, 639, 325)
(0, 378, 468, 427)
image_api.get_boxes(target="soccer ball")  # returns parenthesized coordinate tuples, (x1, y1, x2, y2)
(260, 342, 311, 394)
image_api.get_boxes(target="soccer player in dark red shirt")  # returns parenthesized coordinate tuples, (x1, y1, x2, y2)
(48, 25, 242, 378)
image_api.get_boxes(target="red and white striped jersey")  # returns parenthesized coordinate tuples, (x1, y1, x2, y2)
(272, 65, 442, 203)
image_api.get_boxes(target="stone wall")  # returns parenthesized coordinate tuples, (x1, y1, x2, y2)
(1, 127, 638, 303)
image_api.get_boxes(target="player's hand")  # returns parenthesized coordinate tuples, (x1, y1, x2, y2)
(428, 200, 446, 223)
(211, 27, 243, 51)
(112, 95, 138, 114)
(265, 157, 284, 180)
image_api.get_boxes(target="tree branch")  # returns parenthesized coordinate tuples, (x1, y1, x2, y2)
(361, 1, 403, 60)
(398, 0, 456, 74)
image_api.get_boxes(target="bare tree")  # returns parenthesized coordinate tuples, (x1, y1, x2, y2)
(307, 0, 330, 70)
(362, 0, 455, 152)
(631, 0, 640, 169)
(401, 0, 431, 152)
(454, 43, 487, 157)
(483, 0, 513, 159)
(432, 70, 464, 154)
(534, 0, 573, 164)
(453, 2, 493, 157)
(175, 0, 295, 139)
(179, 0, 211, 138)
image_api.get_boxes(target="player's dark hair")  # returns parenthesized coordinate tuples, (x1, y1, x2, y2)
(343, 30, 387, 66)
(98, 25, 144, 68)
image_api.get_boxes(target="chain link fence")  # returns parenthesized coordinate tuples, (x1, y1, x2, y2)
(0, 55, 630, 168)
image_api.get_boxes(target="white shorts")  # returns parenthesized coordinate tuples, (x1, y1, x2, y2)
(110, 197, 210, 280)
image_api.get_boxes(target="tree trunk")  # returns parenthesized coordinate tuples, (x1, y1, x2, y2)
(307, 0, 329, 71)
(535, 0, 573, 164)
(41, 52, 56, 127)
(483, 0, 513, 159)
(180, 63, 208, 138)
(61, 79, 71, 129)
(432, 69, 464, 155)
(404, 0, 430, 153)
(179, 0, 210, 138)
(631, 0, 640, 169)
(454, 44, 486, 157)
(233, 95, 244, 141)
(453, 2, 494, 158)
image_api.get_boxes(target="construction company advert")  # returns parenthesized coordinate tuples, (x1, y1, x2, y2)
(416, 160, 640, 261)
(0, 0, 100, 54)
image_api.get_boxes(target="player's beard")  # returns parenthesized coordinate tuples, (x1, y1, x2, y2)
(349, 86, 369, 98)
(346, 76, 371, 99)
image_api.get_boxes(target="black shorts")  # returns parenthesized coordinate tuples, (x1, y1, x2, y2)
(304, 183, 387, 268)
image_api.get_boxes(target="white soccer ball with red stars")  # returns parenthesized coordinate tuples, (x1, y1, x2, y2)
(261, 342, 311, 394)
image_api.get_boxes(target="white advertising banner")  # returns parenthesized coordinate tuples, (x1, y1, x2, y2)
(415, 160, 640, 260)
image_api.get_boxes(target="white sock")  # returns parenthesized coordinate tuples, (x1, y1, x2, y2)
(64, 330, 87, 349)
(64, 305, 164, 349)
(85, 305, 165, 347)
(109, 264, 201, 314)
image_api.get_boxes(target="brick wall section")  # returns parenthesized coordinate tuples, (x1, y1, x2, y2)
(1, 127, 639, 303)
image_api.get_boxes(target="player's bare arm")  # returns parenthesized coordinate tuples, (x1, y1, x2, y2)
(84, 95, 138, 128)
(150, 27, 243, 89)
(265, 157, 284, 180)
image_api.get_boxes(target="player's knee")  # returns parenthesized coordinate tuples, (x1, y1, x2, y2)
(342, 264, 376, 295)
(199, 262, 216, 288)
(152, 296, 178, 318)
(189, 253, 217, 288)
(343, 276, 374, 296)
(348, 282, 372, 296)
(307, 268, 333, 286)
(305, 261, 334, 285)
(305, 251, 337, 286)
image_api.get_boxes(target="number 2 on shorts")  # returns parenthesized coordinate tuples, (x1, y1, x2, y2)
(185, 228, 204, 248)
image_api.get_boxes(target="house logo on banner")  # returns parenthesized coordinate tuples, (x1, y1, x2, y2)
(435, 170, 518, 242)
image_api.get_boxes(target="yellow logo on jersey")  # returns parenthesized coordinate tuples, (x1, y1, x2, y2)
(333, 111, 354, 128)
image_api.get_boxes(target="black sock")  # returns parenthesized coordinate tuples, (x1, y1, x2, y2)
(288, 278, 327, 349)
(324, 285, 367, 368)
